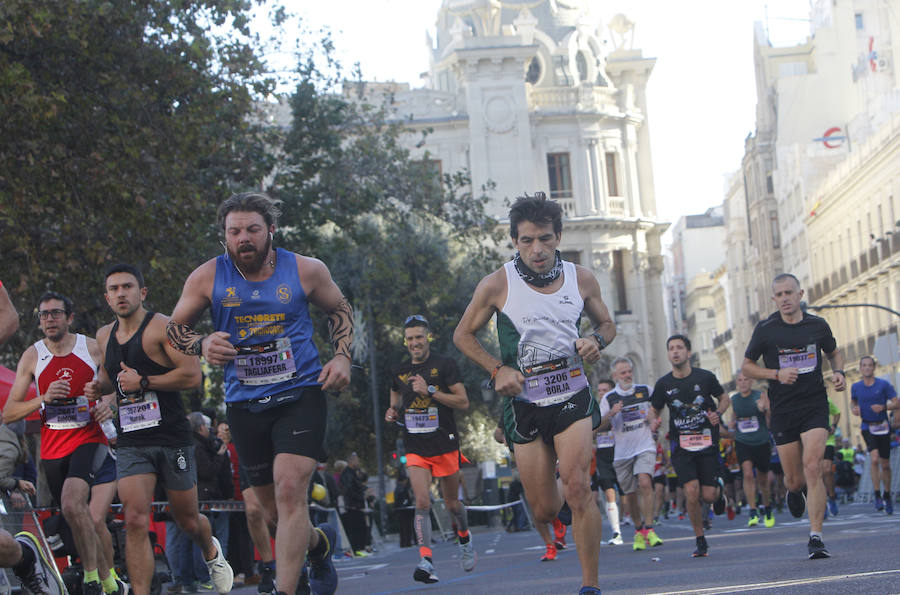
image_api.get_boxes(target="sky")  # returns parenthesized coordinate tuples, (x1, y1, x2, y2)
(263, 0, 814, 224)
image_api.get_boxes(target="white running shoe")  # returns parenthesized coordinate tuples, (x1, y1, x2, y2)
(607, 532, 623, 545)
(204, 536, 234, 594)
(459, 539, 477, 572)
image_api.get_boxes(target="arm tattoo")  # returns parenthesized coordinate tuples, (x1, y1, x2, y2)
(327, 297, 354, 361)
(166, 321, 206, 356)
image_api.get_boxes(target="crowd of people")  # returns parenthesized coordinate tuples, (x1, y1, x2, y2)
(0, 191, 897, 595)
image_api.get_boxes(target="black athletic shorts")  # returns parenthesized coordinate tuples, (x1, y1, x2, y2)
(594, 447, 617, 492)
(504, 388, 600, 446)
(823, 445, 835, 461)
(42, 442, 112, 507)
(770, 461, 783, 475)
(770, 401, 829, 446)
(735, 441, 771, 473)
(227, 386, 326, 487)
(666, 476, 678, 491)
(671, 448, 719, 487)
(861, 429, 892, 460)
(653, 475, 666, 486)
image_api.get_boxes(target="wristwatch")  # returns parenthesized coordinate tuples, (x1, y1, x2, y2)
(591, 331, 608, 351)
(833, 370, 845, 376)
(427, 385, 437, 395)
(140, 375, 150, 392)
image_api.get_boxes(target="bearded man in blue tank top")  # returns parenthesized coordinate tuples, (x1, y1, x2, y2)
(454, 192, 616, 595)
(166, 193, 353, 595)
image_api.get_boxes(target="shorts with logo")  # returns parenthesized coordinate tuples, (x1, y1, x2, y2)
(594, 447, 617, 492)
(735, 441, 771, 473)
(770, 400, 829, 446)
(406, 451, 467, 478)
(116, 444, 196, 492)
(671, 448, 719, 487)
(227, 386, 326, 487)
(503, 388, 600, 446)
(613, 450, 656, 494)
(861, 429, 892, 460)
(42, 442, 114, 507)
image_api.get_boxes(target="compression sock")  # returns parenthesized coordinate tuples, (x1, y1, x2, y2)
(84, 569, 99, 584)
(449, 503, 470, 542)
(415, 508, 432, 551)
(884, 491, 891, 501)
(101, 574, 117, 593)
(607, 501, 621, 534)
(11, 542, 35, 575)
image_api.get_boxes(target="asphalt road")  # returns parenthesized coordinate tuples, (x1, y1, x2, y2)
(227, 501, 900, 595)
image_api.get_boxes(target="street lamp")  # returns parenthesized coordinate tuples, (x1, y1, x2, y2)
(801, 301, 900, 319)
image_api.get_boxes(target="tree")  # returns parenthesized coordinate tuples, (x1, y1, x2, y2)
(0, 0, 278, 361)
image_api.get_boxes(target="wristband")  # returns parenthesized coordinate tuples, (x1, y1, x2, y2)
(833, 370, 845, 376)
(490, 363, 505, 387)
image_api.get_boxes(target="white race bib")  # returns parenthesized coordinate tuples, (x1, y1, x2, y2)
(737, 416, 760, 433)
(45, 396, 91, 430)
(118, 392, 162, 433)
(869, 421, 890, 436)
(679, 432, 712, 452)
(235, 338, 297, 386)
(405, 407, 439, 434)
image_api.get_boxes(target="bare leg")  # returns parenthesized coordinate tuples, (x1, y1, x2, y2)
(870, 451, 882, 494)
(119, 474, 157, 595)
(61, 477, 99, 572)
(89, 481, 118, 581)
(242, 486, 274, 563)
(683, 481, 704, 537)
(268, 453, 316, 595)
(741, 461, 757, 510)
(799, 429, 827, 533)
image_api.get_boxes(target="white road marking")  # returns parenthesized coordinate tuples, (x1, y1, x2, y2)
(649, 569, 900, 594)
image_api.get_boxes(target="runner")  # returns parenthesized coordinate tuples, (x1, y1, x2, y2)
(717, 430, 740, 520)
(600, 357, 662, 551)
(384, 314, 474, 583)
(4, 292, 123, 595)
(768, 433, 786, 513)
(453, 192, 615, 595)
(593, 378, 623, 545)
(86, 265, 233, 595)
(850, 355, 898, 514)
(166, 193, 351, 595)
(651, 433, 669, 524)
(730, 371, 774, 528)
(822, 398, 841, 517)
(649, 334, 729, 558)
(0, 282, 66, 595)
(742, 273, 845, 559)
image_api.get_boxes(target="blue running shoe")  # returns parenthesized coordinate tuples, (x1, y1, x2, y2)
(875, 494, 884, 512)
(308, 525, 337, 595)
(828, 498, 838, 517)
(578, 587, 602, 594)
(885, 497, 894, 515)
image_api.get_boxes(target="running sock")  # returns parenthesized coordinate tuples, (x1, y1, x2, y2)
(308, 528, 328, 560)
(109, 568, 119, 581)
(84, 569, 99, 584)
(884, 491, 891, 500)
(415, 508, 432, 550)
(810, 531, 822, 540)
(449, 503, 469, 534)
(606, 502, 620, 534)
(456, 529, 470, 545)
(419, 546, 433, 561)
(101, 574, 117, 593)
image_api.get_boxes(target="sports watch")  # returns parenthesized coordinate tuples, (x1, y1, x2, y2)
(427, 385, 437, 395)
(591, 331, 608, 351)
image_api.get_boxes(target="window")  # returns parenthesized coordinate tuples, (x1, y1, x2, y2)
(855, 13, 864, 30)
(576, 52, 588, 83)
(605, 152, 620, 196)
(560, 250, 581, 265)
(766, 174, 774, 194)
(526, 57, 541, 84)
(612, 250, 629, 313)
(547, 153, 573, 199)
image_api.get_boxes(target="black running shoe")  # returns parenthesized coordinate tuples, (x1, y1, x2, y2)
(692, 535, 709, 558)
(713, 478, 728, 516)
(807, 535, 830, 559)
(787, 490, 807, 518)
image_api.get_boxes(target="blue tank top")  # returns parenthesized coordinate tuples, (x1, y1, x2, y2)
(211, 248, 323, 402)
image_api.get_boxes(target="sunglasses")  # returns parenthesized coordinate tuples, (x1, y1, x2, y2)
(404, 314, 429, 326)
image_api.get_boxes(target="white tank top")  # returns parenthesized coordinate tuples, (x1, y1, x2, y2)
(498, 260, 584, 371)
(34, 334, 97, 395)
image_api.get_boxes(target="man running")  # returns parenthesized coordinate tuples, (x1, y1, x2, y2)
(86, 265, 233, 595)
(4, 292, 122, 595)
(0, 281, 66, 595)
(600, 357, 662, 551)
(454, 192, 615, 595)
(730, 371, 774, 528)
(593, 378, 623, 545)
(822, 397, 841, 517)
(167, 192, 352, 595)
(385, 315, 473, 583)
(649, 335, 729, 558)
(742, 273, 845, 559)
(851, 355, 898, 514)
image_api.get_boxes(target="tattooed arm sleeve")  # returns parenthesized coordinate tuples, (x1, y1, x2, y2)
(166, 321, 207, 356)
(327, 297, 354, 361)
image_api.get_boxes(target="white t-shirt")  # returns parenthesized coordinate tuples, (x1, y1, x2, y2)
(600, 383, 656, 461)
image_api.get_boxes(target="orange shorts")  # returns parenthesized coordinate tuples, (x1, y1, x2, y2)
(405, 451, 469, 478)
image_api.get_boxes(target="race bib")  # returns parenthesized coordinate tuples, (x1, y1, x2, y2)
(118, 392, 162, 433)
(235, 338, 297, 386)
(679, 432, 713, 452)
(777, 344, 817, 374)
(737, 416, 760, 433)
(521, 358, 588, 406)
(405, 407, 439, 434)
(596, 432, 615, 449)
(869, 421, 890, 436)
(45, 396, 91, 430)
(622, 405, 646, 432)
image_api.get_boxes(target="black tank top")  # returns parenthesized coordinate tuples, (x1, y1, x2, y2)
(104, 311, 191, 448)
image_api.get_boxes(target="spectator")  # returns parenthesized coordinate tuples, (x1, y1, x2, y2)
(506, 471, 528, 532)
(393, 474, 414, 547)
(834, 452, 857, 502)
(340, 453, 368, 555)
(218, 422, 258, 586)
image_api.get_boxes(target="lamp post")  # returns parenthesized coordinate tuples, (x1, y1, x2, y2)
(802, 302, 900, 319)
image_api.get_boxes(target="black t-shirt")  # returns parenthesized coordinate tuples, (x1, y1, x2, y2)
(651, 368, 724, 456)
(390, 353, 463, 458)
(744, 311, 837, 414)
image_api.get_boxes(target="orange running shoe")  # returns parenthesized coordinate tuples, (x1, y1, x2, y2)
(540, 543, 557, 561)
(552, 518, 567, 550)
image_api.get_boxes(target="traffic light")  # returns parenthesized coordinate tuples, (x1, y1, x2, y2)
(400, 455, 407, 464)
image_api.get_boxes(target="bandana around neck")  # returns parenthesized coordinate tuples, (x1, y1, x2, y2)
(513, 250, 563, 287)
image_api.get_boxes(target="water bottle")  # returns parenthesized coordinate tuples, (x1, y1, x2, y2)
(101, 419, 117, 441)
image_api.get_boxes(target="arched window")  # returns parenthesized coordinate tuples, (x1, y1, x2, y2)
(526, 57, 541, 84)
(576, 51, 588, 83)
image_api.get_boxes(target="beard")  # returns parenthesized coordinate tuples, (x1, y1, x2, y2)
(230, 235, 272, 274)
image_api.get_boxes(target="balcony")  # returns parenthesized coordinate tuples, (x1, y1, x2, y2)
(529, 86, 618, 114)
(607, 197, 625, 217)
(713, 328, 733, 349)
(556, 198, 576, 218)
(839, 265, 848, 285)
(830, 272, 839, 290)
(814, 282, 822, 300)
(851, 259, 859, 277)
(823, 277, 831, 294)
(894, 232, 900, 254)
(807, 286, 817, 302)
(880, 237, 892, 259)
(869, 245, 880, 267)
(860, 252, 869, 273)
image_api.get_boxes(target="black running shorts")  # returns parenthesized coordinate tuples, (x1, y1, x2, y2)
(671, 448, 719, 487)
(42, 442, 111, 507)
(503, 388, 600, 446)
(735, 441, 771, 473)
(770, 401, 829, 446)
(861, 429, 892, 460)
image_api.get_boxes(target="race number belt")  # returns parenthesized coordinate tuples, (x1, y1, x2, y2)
(118, 391, 162, 433)
(405, 407, 439, 434)
(679, 431, 713, 452)
(520, 357, 588, 406)
(777, 344, 817, 374)
(596, 432, 615, 449)
(44, 396, 91, 430)
(235, 338, 297, 386)
(737, 416, 760, 433)
(868, 420, 890, 436)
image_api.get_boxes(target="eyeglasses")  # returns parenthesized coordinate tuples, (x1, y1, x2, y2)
(404, 314, 429, 326)
(37, 309, 67, 320)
